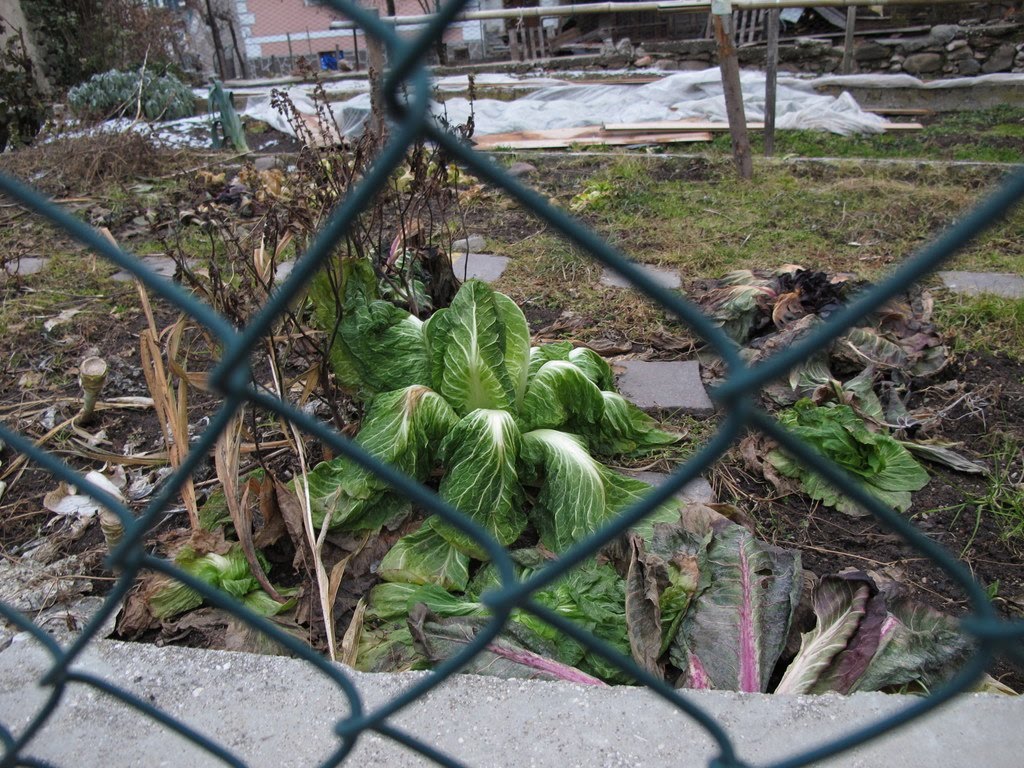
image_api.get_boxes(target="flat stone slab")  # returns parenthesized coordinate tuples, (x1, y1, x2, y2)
(615, 359, 714, 415)
(627, 471, 715, 505)
(452, 253, 508, 283)
(1, 638, 1022, 767)
(939, 271, 1024, 298)
(600, 263, 681, 290)
(2, 256, 48, 277)
(111, 256, 193, 282)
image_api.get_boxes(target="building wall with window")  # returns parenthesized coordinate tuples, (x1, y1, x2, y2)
(236, 0, 491, 65)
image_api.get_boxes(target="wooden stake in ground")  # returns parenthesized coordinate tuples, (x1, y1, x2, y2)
(712, 1, 753, 180)
(764, 8, 780, 157)
(841, 6, 857, 75)
(366, 9, 388, 137)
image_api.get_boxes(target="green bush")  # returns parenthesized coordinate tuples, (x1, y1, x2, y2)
(67, 68, 193, 122)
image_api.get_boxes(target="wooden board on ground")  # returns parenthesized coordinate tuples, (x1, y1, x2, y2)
(604, 119, 923, 133)
(603, 120, 765, 133)
(866, 107, 933, 116)
(473, 129, 713, 151)
(878, 122, 925, 131)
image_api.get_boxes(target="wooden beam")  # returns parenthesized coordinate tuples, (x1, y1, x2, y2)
(603, 120, 765, 132)
(764, 8, 779, 157)
(841, 5, 857, 74)
(713, 3, 753, 180)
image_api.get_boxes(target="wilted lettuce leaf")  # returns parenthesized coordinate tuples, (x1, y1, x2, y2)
(354, 623, 426, 673)
(776, 573, 973, 695)
(306, 385, 458, 530)
(366, 582, 488, 623)
(849, 590, 973, 694)
(377, 518, 470, 592)
(518, 560, 633, 684)
(671, 519, 801, 692)
(775, 573, 875, 694)
(767, 400, 929, 516)
(150, 544, 283, 620)
(433, 409, 527, 559)
(408, 606, 608, 686)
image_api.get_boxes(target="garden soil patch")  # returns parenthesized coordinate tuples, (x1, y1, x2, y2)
(0, 140, 1021, 692)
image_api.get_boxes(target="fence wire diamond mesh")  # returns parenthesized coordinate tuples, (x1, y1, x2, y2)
(1, 2, 1024, 766)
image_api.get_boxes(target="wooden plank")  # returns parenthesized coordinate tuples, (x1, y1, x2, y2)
(866, 108, 933, 116)
(605, 119, 922, 133)
(604, 120, 765, 133)
(473, 131, 713, 151)
(880, 122, 925, 131)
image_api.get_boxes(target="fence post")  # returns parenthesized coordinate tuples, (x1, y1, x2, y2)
(367, 9, 387, 137)
(764, 8, 779, 157)
(841, 6, 858, 74)
(712, 0, 753, 180)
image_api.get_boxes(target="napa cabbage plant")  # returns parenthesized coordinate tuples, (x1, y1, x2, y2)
(308, 262, 680, 586)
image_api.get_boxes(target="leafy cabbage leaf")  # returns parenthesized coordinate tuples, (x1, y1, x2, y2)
(377, 518, 470, 591)
(306, 385, 458, 530)
(433, 409, 527, 559)
(426, 280, 516, 416)
(767, 400, 929, 516)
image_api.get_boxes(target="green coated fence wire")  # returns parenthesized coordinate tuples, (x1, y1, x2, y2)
(1, 1, 1024, 766)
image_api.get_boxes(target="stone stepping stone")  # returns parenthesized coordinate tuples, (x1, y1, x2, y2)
(615, 359, 714, 416)
(111, 256, 194, 282)
(939, 271, 1024, 299)
(600, 263, 681, 290)
(626, 470, 715, 506)
(2, 256, 48, 277)
(452, 253, 508, 283)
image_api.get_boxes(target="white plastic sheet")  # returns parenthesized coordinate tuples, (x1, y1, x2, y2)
(243, 68, 894, 140)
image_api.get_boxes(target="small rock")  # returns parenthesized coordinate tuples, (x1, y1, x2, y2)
(253, 156, 278, 171)
(507, 162, 537, 178)
(451, 253, 508, 283)
(452, 234, 486, 253)
(854, 41, 891, 62)
(946, 39, 969, 52)
(634, 55, 653, 68)
(957, 57, 982, 75)
(902, 52, 944, 75)
(653, 59, 682, 71)
(930, 24, 961, 46)
(982, 42, 1016, 73)
(615, 37, 634, 56)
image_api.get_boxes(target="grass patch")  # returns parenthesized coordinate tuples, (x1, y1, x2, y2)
(556, 156, 1023, 279)
(934, 293, 1024, 362)
(708, 105, 1024, 163)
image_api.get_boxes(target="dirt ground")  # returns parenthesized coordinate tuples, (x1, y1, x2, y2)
(1, 122, 1022, 690)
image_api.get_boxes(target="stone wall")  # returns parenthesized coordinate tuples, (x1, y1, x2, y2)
(626, 19, 1024, 79)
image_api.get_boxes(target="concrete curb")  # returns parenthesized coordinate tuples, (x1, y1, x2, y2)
(1, 637, 1020, 767)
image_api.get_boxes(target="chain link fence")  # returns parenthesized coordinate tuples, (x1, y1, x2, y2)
(2, 2, 1024, 766)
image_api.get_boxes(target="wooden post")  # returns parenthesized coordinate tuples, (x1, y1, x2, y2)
(286, 32, 293, 61)
(841, 6, 857, 74)
(764, 8, 779, 157)
(712, 1, 752, 180)
(366, 10, 387, 137)
(352, 29, 360, 71)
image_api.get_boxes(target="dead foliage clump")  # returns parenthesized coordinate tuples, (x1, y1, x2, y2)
(0, 131, 170, 197)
